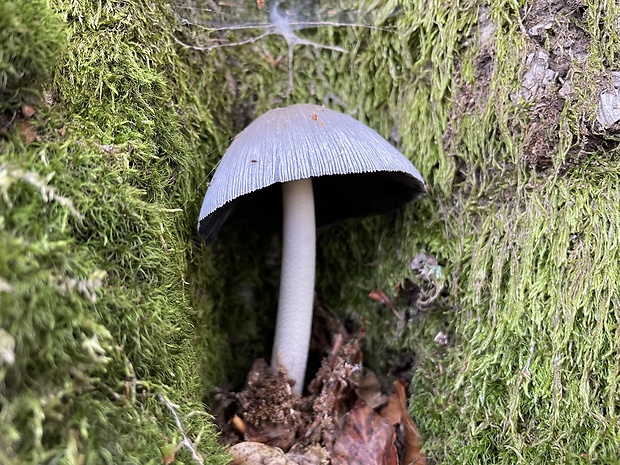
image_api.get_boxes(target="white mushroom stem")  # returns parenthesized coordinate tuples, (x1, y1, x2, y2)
(271, 177, 316, 395)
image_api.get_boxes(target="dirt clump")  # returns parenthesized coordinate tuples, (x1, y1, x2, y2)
(214, 327, 425, 464)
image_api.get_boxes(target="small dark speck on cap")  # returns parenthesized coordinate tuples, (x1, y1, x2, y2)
(251, 159, 258, 163)
(310, 114, 319, 121)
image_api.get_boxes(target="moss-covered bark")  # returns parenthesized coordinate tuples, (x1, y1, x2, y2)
(1, 0, 230, 462)
(2, 0, 619, 463)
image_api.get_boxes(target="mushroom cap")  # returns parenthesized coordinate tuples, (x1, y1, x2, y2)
(198, 103, 425, 243)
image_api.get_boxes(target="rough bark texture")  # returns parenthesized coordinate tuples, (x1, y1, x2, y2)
(1, 0, 619, 463)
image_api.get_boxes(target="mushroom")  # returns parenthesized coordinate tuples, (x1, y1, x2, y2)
(198, 103, 425, 394)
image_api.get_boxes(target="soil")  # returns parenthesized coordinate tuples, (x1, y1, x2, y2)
(213, 304, 426, 464)
(213, 322, 363, 453)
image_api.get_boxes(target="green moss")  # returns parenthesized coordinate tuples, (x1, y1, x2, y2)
(0, 0, 65, 111)
(202, 0, 620, 462)
(3, 0, 620, 462)
(1, 0, 230, 462)
(395, 1, 620, 463)
(412, 161, 620, 463)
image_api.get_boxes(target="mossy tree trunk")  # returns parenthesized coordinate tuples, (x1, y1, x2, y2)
(1, 0, 619, 463)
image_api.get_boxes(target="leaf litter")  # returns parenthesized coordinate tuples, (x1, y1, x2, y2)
(215, 311, 426, 465)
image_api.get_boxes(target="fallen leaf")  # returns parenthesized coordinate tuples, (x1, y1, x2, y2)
(18, 121, 38, 143)
(379, 390, 402, 427)
(331, 401, 396, 465)
(257, 0, 265, 8)
(369, 289, 405, 322)
(229, 442, 296, 465)
(393, 381, 426, 465)
(21, 105, 35, 118)
(354, 371, 389, 410)
(368, 289, 395, 309)
(244, 422, 297, 451)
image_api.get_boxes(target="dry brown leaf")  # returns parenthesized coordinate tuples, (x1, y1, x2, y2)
(21, 105, 35, 118)
(368, 289, 395, 309)
(393, 381, 426, 465)
(18, 121, 38, 143)
(354, 371, 389, 410)
(379, 390, 402, 426)
(331, 401, 396, 465)
(369, 289, 405, 321)
(229, 442, 296, 465)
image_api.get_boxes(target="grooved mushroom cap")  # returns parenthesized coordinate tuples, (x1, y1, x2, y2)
(198, 103, 425, 243)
